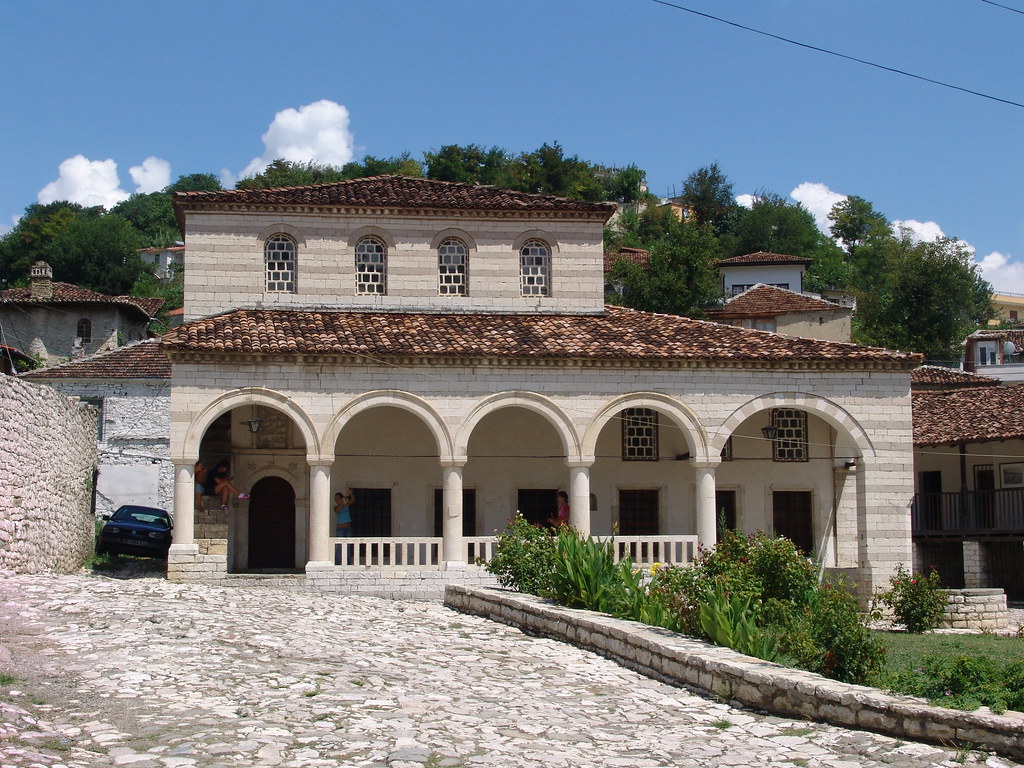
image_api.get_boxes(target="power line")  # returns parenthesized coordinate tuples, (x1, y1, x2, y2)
(648, 0, 1024, 110)
(976, 0, 1024, 16)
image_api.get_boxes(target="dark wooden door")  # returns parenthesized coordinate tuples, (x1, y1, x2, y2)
(772, 490, 813, 555)
(248, 476, 296, 569)
(517, 489, 557, 527)
(433, 489, 477, 536)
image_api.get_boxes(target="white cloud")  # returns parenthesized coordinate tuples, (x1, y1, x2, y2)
(37, 155, 130, 208)
(892, 218, 946, 244)
(977, 251, 1024, 295)
(735, 193, 756, 209)
(790, 182, 846, 235)
(0, 214, 18, 236)
(129, 156, 171, 193)
(240, 100, 356, 179)
(219, 168, 236, 189)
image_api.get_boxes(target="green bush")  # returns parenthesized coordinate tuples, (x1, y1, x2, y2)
(884, 654, 1024, 712)
(875, 565, 946, 633)
(484, 514, 557, 596)
(700, 582, 779, 662)
(548, 528, 622, 612)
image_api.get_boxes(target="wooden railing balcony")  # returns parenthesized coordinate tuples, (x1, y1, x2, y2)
(911, 488, 1024, 538)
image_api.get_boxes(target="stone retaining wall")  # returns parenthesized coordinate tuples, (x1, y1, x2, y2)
(942, 588, 1007, 630)
(306, 564, 497, 600)
(444, 585, 1024, 761)
(0, 376, 97, 573)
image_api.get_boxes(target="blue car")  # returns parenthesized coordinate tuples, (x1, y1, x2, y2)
(96, 505, 173, 558)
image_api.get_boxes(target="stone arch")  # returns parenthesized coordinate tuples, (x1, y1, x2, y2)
(430, 227, 478, 254)
(324, 391, 454, 461)
(512, 229, 560, 255)
(347, 225, 396, 251)
(258, 222, 306, 246)
(712, 392, 875, 458)
(455, 391, 579, 461)
(177, 388, 320, 462)
(581, 392, 711, 463)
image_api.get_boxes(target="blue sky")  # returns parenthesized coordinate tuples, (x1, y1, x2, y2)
(2, 0, 1022, 291)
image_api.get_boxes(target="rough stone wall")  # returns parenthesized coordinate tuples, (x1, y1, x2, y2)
(942, 588, 1008, 630)
(0, 375, 97, 572)
(40, 379, 171, 515)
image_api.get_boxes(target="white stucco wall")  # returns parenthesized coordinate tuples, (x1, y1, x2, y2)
(776, 311, 852, 343)
(721, 265, 805, 294)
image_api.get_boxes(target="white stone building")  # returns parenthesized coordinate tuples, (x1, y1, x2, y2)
(164, 176, 919, 596)
(716, 252, 811, 297)
(23, 339, 172, 516)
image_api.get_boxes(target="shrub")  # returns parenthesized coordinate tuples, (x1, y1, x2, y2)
(548, 528, 623, 612)
(484, 514, 557, 596)
(876, 565, 946, 633)
(884, 654, 1024, 712)
(700, 582, 780, 662)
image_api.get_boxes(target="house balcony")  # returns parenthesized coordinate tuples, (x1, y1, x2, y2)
(911, 489, 1024, 539)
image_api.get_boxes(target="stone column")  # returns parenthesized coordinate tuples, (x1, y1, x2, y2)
(855, 458, 914, 597)
(963, 541, 986, 588)
(442, 462, 465, 566)
(568, 463, 592, 536)
(307, 461, 332, 566)
(171, 461, 196, 549)
(692, 460, 719, 550)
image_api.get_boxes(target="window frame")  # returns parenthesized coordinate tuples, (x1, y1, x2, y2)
(437, 237, 468, 296)
(622, 407, 659, 461)
(264, 233, 297, 293)
(770, 407, 808, 462)
(355, 236, 387, 295)
(519, 239, 551, 297)
(76, 318, 92, 344)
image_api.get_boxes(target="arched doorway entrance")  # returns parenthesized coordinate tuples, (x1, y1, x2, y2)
(248, 476, 296, 570)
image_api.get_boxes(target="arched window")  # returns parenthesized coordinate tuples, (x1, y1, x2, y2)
(438, 237, 467, 296)
(265, 234, 297, 292)
(355, 237, 387, 295)
(76, 318, 92, 343)
(520, 240, 550, 297)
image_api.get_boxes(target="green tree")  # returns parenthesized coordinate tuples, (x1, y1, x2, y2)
(340, 152, 423, 179)
(111, 192, 176, 247)
(853, 232, 993, 360)
(165, 173, 223, 193)
(0, 201, 84, 286)
(725, 192, 823, 257)
(236, 159, 349, 189)
(130, 267, 183, 333)
(603, 164, 647, 205)
(44, 214, 144, 295)
(679, 162, 735, 233)
(827, 195, 891, 289)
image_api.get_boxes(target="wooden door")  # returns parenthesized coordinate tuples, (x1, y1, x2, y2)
(248, 476, 296, 569)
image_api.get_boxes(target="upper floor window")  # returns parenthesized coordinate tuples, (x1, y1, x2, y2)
(770, 408, 808, 462)
(265, 234, 297, 292)
(355, 237, 387, 295)
(622, 408, 658, 461)
(520, 240, 550, 297)
(438, 238, 467, 296)
(76, 318, 92, 343)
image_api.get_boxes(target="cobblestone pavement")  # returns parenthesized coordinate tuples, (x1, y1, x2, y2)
(0, 571, 1019, 768)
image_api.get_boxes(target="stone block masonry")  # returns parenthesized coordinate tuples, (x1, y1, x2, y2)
(445, 585, 1024, 761)
(0, 376, 97, 573)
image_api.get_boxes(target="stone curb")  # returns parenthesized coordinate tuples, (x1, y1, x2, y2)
(444, 584, 1024, 761)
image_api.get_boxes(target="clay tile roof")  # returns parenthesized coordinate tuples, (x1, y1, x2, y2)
(910, 365, 1000, 390)
(161, 306, 919, 365)
(0, 345, 33, 366)
(716, 252, 813, 267)
(604, 247, 651, 272)
(0, 283, 164, 320)
(707, 284, 844, 319)
(173, 175, 616, 219)
(964, 328, 1024, 348)
(913, 385, 1024, 445)
(22, 339, 170, 380)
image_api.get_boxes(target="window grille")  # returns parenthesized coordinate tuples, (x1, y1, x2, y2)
(355, 237, 387, 295)
(265, 234, 296, 292)
(520, 240, 550, 297)
(76, 318, 92, 343)
(618, 489, 659, 535)
(771, 408, 808, 462)
(720, 436, 733, 461)
(622, 408, 658, 461)
(438, 238, 467, 296)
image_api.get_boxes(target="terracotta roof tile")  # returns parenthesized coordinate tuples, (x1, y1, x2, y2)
(173, 175, 615, 219)
(910, 365, 1000, 390)
(913, 385, 1024, 445)
(716, 252, 813, 267)
(604, 247, 650, 272)
(162, 306, 918, 365)
(23, 339, 170, 380)
(707, 284, 845, 318)
(0, 283, 163, 320)
(964, 329, 1024, 348)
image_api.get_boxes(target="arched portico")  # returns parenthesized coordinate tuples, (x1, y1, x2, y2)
(324, 391, 454, 461)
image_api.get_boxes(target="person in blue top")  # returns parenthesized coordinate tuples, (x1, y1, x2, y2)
(334, 489, 354, 537)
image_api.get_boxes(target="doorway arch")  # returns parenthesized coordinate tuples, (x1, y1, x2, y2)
(247, 476, 296, 570)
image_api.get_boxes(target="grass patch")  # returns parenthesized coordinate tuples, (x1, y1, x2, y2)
(711, 719, 733, 730)
(874, 631, 1024, 712)
(0, 673, 16, 685)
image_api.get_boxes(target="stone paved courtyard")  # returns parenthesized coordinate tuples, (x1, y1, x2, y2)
(0, 570, 1018, 768)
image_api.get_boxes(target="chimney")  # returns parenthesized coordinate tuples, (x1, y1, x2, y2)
(30, 261, 53, 300)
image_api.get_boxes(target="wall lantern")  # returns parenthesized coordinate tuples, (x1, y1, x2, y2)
(760, 424, 779, 441)
(246, 417, 263, 434)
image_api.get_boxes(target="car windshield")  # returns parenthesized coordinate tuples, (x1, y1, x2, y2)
(111, 507, 170, 527)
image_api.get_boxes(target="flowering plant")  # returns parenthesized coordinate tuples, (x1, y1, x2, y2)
(875, 564, 946, 633)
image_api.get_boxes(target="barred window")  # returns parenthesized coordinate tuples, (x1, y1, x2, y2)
(720, 436, 733, 461)
(771, 408, 808, 462)
(520, 240, 550, 297)
(438, 238, 467, 296)
(265, 234, 296, 292)
(76, 318, 92, 343)
(622, 408, 658, 461)
(355, 237, 387, 295)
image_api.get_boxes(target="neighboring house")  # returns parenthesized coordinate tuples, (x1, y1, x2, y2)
(705, 284, 852, 343)
(23, 339, 172, 516)
(603, 247, 650, 298)
(717, 252, 811, 297)
(1, 344, 34, 375)
(163, 175, 918, 596)
(911, 366, 1024, 599)
(139, 243, 185, 281)
(962, 329, 1024, 382)
(0, 262, 164, 366)
(989, 291, 1024, 326)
